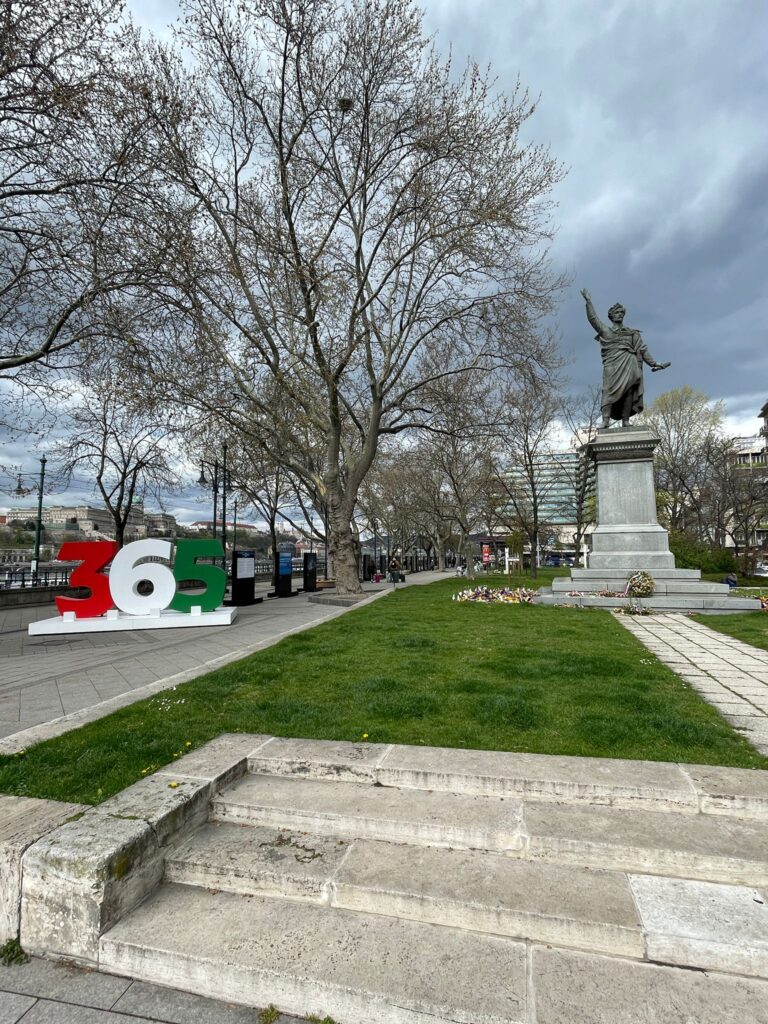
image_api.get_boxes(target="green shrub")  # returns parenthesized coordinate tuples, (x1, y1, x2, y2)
(669, 533, 736, 574)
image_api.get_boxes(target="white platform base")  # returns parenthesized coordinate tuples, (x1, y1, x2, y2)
(28, 606, 238, 636)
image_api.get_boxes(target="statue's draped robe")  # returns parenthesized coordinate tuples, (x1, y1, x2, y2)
(584, 299, 657, 421)
(597, 327, 652, 420)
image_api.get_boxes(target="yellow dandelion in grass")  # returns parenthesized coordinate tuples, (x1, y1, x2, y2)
(185, 741, 192, 747)
(362, 733, 369, 740)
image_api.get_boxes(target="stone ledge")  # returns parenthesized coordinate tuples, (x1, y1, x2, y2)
(245, 735, 768, 819)
(18, 734, 271, 966)
(0, 795, 84, 944)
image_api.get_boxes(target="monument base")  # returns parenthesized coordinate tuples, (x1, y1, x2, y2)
(538, 426, 762, 612)
(586, 427, 675, 569)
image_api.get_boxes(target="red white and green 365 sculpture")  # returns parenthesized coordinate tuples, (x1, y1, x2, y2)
(28, 539, 237, 635)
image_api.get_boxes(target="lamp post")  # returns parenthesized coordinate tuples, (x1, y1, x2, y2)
(372, 518, 378, 575)
(197, 460, 219, 538)
(14, 456, 47, 585)
(221, 441, 228, 557)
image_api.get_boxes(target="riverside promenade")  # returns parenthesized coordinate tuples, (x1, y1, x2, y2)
(0, 572, 446, 754)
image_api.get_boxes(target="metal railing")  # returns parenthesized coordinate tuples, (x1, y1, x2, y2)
(2, 559, 329, 590)
(1, 566, 76, 589)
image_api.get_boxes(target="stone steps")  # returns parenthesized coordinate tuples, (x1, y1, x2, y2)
(550, 577, 730, 595)
(210, 772, 768, 885)
(165, 821, 645, 957)
(28, 735, 768, 1024)
(99, 881, 768, 1024)
(538, 590, 762, 611)
(165, 819, 768, 976)
(100, 882, 531, 1024)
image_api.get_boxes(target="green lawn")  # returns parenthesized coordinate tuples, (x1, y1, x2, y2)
(691, 611, 768, 653)
(1, 577, 765, 807)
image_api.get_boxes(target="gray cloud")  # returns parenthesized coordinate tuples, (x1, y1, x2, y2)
(424, 0, 768, 421)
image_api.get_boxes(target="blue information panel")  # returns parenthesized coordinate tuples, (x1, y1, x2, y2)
(279, 551, 293, 577)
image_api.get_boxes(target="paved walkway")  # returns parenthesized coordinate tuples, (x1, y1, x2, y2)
(619, 612, 768, 755)
(0, 572, 447, 753)
(0, 955, 300, 1023)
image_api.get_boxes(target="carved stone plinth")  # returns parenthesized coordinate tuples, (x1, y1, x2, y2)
(587, 426, 675, 570)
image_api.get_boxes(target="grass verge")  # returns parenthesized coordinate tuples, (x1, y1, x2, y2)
(1, 577, 765, 806)
(691, 611, 768, 653)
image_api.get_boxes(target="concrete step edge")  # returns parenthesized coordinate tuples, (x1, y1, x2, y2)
(164, 823, 645, 959)
(244, 740, 768, 821)
(209, 776, 768, 886)
(99, 883, 530, 1024)
(99, 883, 768, 1022)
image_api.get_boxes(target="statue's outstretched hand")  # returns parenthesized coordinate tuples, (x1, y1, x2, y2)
(580, 288, 591, 301)
(652, 361, 671, 372)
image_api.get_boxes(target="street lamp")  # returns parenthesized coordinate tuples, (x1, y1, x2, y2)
(195, 440, 228, 552)
(13, 456, 47, 585)
(197, 460, 220, 539)
(372, 518, 378, 574)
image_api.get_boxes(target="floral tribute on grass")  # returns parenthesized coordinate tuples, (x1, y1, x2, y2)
(453, 586, 536, 604)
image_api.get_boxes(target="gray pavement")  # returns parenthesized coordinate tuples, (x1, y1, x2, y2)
(0, 573, 447, 753)
(619, 612, 768, 754)
(0, 955, 299, 1023)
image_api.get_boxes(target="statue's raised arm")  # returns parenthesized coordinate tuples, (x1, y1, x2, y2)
(581, 287, 610, 338)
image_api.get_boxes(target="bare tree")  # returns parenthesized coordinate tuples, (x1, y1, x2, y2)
(121, 0, 564, 593)
(57, 384, 179, 547)
(0, 0, 167, 426)
(708, 438, 768, 569)
(640, 387, 725, 537)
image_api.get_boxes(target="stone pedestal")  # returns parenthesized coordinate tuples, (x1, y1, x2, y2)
(587, 427, 675, 570)
(536, 425, 762, 612)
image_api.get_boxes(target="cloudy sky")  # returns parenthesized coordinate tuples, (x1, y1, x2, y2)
(3, 0, 767, 522)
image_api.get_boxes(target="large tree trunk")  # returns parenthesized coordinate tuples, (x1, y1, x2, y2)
(529, 527, 538, 580)
(329, 511, 362, 595)
(437, 544, 446, 571)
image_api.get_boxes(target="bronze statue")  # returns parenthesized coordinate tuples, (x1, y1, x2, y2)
(581, 289, 670, 428)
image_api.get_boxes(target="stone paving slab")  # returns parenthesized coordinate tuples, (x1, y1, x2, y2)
(523, 798, 768, 884)
(377, 743, 699, 812)
(245, 735, 768, 820)
(532, 946, 768, 1023)
(166, 821, 354, 902)
(629, 874, 768, 977)
(334, 836, 644, 957)
(0, 958, 298, 1024)
(0, 991, 36, 1024)
(0, 958, 131, 1009)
